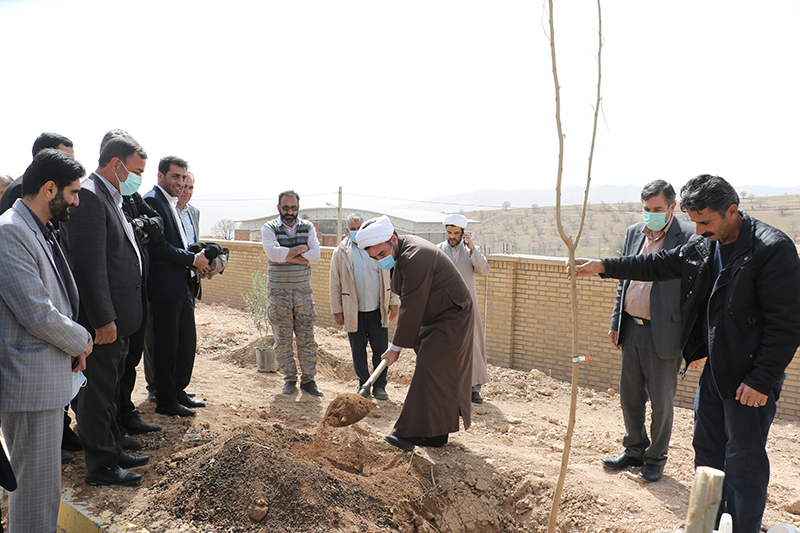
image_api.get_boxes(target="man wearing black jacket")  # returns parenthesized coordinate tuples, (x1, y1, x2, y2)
(144, 156, 209, 417)
(118, 192, 164, 435)
(571, 175, 800, 533)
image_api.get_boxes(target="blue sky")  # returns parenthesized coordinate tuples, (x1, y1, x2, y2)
(1, 0, 797, 232)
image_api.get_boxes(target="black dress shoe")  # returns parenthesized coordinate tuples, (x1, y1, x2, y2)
(177, 392, 206, 408)
(121, 435, 143, 451)
(124, 416, 162, 435)
(62, 426, 83, 451)
(601, 452, 644, 470)
(384, 435, 417, 452)
(372, 387, 389, 400)
(61, 449, 75, 464)
(282, 381, 297, 395)
(155, 402, 196, 417)
(184, 391, 196, 398)
(85, 465, 142, 487)
(637, 463, 664, 483)
(119, 452, 149, 468)
(300, 380, 323, 396)
(471, 391, 484, 404)
(418, 434, 449, 448)
(147, 391, 157, 403)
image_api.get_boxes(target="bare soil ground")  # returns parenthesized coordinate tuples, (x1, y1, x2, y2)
(56, 303, 800, 532)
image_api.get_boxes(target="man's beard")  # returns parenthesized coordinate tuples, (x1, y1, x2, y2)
(280, 213, 296, 224)
(49, 191, 71, 222)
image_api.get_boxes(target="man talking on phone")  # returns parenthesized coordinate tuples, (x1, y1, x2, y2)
(437, 214, 491, 403)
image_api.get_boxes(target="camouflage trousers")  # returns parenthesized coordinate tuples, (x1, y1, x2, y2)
(268, 287, 317, 383)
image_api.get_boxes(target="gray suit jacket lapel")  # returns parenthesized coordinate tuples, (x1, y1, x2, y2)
(15, 203, 74, 310)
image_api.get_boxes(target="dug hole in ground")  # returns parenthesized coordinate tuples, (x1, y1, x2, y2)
(50, 304, 800, 533)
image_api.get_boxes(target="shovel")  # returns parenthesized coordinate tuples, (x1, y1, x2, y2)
(357, 359, 388, 398)
(322, 359, 388, 428)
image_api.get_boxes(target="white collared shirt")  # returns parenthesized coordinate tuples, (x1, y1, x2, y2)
(156, 184, 188, 249)
(260, 217, 321, 263)
(94, 172, 142, 275)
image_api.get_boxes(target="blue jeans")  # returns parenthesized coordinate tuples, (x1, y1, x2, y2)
(348, 309, 388, 389)
(693, 367, 783, 533)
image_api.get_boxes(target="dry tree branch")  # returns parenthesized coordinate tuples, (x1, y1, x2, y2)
(547, 1, 603, 532)
(574, 8, 603, 249)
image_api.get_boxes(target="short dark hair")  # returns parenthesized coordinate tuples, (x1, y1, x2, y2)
(158, 156, 189, 175)
(98, 135, 147, 167)
(278, 190, 300, 204)
(22, 149, 85, 198)
(641, 180, 675, 205)
(680, 174, 739, 216)
(32, 132, 73, 158)
(100, 129, 132, 152)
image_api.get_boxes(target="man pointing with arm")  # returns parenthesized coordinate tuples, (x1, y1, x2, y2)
(571, 175, 800, 533)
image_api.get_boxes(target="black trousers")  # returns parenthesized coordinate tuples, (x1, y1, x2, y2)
(150, 289, 196, 408)
(73, 336, 128, 474)
(118, 292, 149, 422)
(348, 309, 389, 390)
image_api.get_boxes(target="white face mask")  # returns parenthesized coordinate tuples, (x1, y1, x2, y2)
(642, 207, 671, 232)
(71, 370, 87, 400)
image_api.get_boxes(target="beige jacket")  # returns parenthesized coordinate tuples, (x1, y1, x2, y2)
(329, 237, 399, 333)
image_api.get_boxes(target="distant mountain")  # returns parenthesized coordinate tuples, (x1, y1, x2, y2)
(394, 184, 800, 213)
(395, 185, 641, 212)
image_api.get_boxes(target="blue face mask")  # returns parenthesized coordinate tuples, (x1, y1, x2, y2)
(349, 230, 358, 244)
(376, 254, 396, 270)
(642, 209, 669, 232)
(117, 162, 142, 196)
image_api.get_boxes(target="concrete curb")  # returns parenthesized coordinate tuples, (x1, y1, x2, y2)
(58, 489, 148, 533)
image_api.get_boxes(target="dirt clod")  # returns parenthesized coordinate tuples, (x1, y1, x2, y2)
(322, 392, 376, 427)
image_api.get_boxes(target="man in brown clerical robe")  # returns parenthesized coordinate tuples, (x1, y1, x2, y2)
(356, 215, 473, 452)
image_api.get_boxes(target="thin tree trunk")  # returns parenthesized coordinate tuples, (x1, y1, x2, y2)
(547, 1, 603, 531)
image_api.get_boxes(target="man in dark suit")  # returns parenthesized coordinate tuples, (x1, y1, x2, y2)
(144, 156, 209, 418)
(0, 132, 75, 215)
(0, 149, 92, 531)
(61, 134, 150, 487)
(602, 180, 693, 483)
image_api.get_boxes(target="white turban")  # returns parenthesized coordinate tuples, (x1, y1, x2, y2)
(443, 214, 468, 229)
(356, 215, 395, 249)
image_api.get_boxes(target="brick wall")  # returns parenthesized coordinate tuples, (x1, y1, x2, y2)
(203, 241, 800, 420)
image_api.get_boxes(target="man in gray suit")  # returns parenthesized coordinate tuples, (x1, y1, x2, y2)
(178, 171, 201, 301)
(62, 134, 150, 486)
(177, 171, 199, 245)
(602, 180, 693, 483)
(0, 149, 93, 532)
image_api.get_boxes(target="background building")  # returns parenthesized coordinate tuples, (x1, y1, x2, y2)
(237, 206, 478, 245)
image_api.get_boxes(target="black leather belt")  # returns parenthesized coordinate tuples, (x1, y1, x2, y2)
(625, 312, 651, 326)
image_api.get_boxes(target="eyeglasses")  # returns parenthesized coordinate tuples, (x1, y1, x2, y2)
(280, 205, 299, 212)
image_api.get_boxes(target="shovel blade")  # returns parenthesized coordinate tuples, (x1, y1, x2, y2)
(323, 393, 375, 427)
